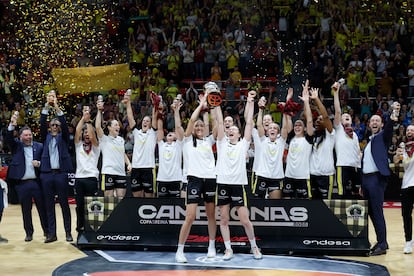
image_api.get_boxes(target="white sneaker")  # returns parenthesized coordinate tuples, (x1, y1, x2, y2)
(404, 241, 413, 254)
(222, 249, 233, 260)
(207, 247, 216, 258)
(175, 251, 188, 263)
(251, 247, 263, 259)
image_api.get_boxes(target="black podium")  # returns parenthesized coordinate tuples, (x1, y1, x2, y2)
(77, 197, 370, 256)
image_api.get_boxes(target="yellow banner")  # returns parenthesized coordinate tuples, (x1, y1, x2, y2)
(52, 63, 130, 94)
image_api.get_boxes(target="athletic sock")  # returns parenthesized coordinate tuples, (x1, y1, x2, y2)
(249, 239, 257, 249)
(208, 239, 215, 249)
(177, 244, 185, 253)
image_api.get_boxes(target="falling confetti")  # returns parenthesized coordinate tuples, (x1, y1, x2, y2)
(7, 0, 121, 134)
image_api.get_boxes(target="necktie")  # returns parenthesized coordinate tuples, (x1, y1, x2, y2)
(49, 137, 59, 169)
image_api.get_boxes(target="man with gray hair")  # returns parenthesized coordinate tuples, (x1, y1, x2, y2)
(39, 90, 73, 243)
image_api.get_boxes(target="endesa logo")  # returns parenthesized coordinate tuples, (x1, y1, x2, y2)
(303, 239, 351, 247)
(137, 205, 309, 227)
(96, 234, 141, 241)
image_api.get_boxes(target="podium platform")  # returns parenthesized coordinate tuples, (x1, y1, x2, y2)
(77, 197, 370, 256)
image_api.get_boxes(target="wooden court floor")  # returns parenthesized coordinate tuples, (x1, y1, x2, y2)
(0, 204, 412, 276)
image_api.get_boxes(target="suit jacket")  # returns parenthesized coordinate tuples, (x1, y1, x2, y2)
(39, 113, 73, 173)
(5, 129, 43, 180)
(367, 118, 395, 176)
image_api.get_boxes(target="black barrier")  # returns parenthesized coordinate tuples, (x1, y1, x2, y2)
(77, 197, 370, 256)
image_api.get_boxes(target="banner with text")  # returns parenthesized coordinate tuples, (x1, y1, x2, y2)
(77, 197, 370, 256)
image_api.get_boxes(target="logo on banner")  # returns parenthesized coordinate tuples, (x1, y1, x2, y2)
(303, 239, 351, 247)
(346, 204, 365, 219)
(85, 197, 120, 231)
(136, 204, 309, 227)
(88, 201, 104, 216)
(324, 200, 367, 237)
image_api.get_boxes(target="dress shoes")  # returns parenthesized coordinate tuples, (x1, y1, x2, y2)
(25, 234, 33, 242)
(370, 246, 387, 256)
(44, 235, 57, 243)
(66, 233, 73, 242)
(0, 235, 8, 243)
(370, 242, 389, 252)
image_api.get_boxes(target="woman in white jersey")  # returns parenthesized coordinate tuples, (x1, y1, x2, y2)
(308, 87, 335, 199)
(156, 98, 184, 198)
(252, 88, 293, 199)
(215, 90, 262, 260)
(74, 106, 100, 234)
(250, 111, 273, 187)
(96, 99, 132, 198)
(181, 111, 210, 198)
(283, 80, 314, 198)
(175, 83, 218, 263)
(394, 125, 414, 254)
(125, 93, 157, 198)
(333, 81, 361, 199)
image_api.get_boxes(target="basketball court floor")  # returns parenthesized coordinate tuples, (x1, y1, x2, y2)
(53, 249, 388, 276)
(1, 204, 413, 276)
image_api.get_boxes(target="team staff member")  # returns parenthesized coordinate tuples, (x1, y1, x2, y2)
(39, 90, 73, 243)
(74, 106, 100, 234)
(361, 101, 400, 256)
(6, 113, 48, 242)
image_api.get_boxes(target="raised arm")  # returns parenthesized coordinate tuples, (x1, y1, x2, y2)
(299, 80, 314, 137)
(281, 113, 292, 140)
(151, 102, 157, 129)
(74, 107, 91, 144)
(87, 120, 98, 147)
(281, 87, 294, 139)
(185, 93, 208, 137)
(5, 112, 19, 150)
(203, 110, 211, 137)
(125, 94, 137, 130)
(172, 100, 185, 141)
(244, 91, 256, 142)
(332, 81, 341, 126)
(215, 105, 224, 141)
(40, 103, 50, 142)
(95, 99, 104, 138)
(157, 117, 164, 142)
(310, 87, 333, 133)
(256, 97, 266, 137)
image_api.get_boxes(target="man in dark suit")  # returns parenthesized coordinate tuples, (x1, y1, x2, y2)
(5, 113, 48, 242)
(361, 101, 400, 256)
(39, 90, 73, 243)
